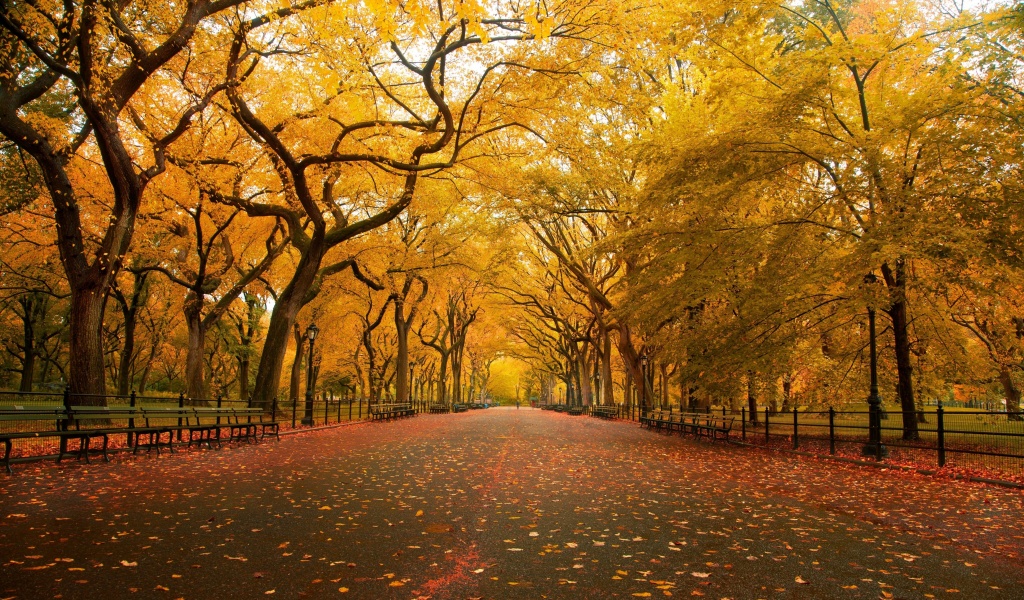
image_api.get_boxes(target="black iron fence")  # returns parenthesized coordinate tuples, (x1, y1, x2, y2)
(0, 388, 397, 464)
(733, 405, 1024, 476)
(621, 402, 1024, 477)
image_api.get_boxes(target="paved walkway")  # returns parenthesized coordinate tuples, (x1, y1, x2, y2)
(1, 408, 1022, 599)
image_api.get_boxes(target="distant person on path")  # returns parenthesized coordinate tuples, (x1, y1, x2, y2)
(516, 400, 520, 409)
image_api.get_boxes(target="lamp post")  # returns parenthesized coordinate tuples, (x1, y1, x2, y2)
(640, 355, 649, 414)
(861, 275, 887, 459)
(301, 323, 319, 426)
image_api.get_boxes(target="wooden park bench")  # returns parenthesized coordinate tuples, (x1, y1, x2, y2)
(693, 414, 734, 441)
(428, 403, 450, 414)
(1, 405, 69, 474)
(567, 406, 584, 416)
(452, 403, 469, 413)
(369, 403, 415, 421)
(640, 410, 664, 429)
(223, 407, 281, 443)
(1, 402, 280, 474)
(591, 406, 617, 419)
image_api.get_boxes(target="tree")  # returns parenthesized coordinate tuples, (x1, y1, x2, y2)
(0, 0, 251, 398)
(141, 192, 285, 399)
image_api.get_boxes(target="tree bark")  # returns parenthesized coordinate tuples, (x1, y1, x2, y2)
(999, 366, 1023, 421)
(392, 275, 427, 404)
(578, 350, 592, 407)
(17, 296, 36, 393)
(747, 371, 759, 423)
(69, 286, 109, 403)
(781, 372, 792, 412)
(394, 300, 411, 403)
(882, 260, 920, 440)
(251, 242, 324, 409)
(183, 293, 207, 400)
(289, 322, 306, 405)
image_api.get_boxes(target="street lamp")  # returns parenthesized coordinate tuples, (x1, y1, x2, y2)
(302, 323, 319, 426)
(861, 275, 887, 459)
(640, 355, 649, 414)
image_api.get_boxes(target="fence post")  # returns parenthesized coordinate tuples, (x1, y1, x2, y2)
(765, 406, 770, 446)
(272, 396, 278, 421)
(937, 403, 946, 468)
(292, 396, 297, 429)
(177, 392, 185, 441)
(324, 393, 329, 426)
(128, 390, 137, 447)
(793, 407, 799, 450)
(829, 407, 836, 455)
(349, 395, 353, 421)
(358, 397, 362, 420)
(216, 395, 222, 426)
(741, 407, 746, 441)
(336, 391, 341, 423)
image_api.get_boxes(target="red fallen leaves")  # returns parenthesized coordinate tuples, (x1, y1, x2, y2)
(748, 435, 1024, 486)
(650, 439, 1024, 561)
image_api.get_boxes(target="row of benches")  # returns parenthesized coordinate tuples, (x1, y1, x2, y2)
(426, 403, 473, 413)
(368, 403, 415, 421)
(539, 404, 584, 415)
(591, 406, 618, 419)
(640, 410, 735, 441)
(1, 405, 280, 474)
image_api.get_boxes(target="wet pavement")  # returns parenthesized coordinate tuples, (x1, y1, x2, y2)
(2, 407, 1022, 599)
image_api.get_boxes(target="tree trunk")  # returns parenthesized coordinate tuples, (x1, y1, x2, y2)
(437, 354, 449, 403)
(394, 300, 410, 403)
(781, 372, 792, 412)
(69, 286, 109, 403)
(238, 355, 250, 402)
(18, 297, 35, 393)
(624, 369, 633, 411)
(184, 293, 207, 400)
(660, 363, 670, 408)
(578, 351, 592, 407)
(115, 309, 136, 398)
(250, 242, 325, 409)
(747, 371, 759, 423)
(614, 326, 645, 409)
(882, 260, 920, 441)
(999, 366, 1023, 421)
(289, 323, 305, 404)
(452, 355, 462, 404)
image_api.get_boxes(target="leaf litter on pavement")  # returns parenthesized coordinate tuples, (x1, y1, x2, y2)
(0, 409, 1021, 598)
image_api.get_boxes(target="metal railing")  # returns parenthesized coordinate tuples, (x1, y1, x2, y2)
(629, 401, 1024, 477)
(0, 388, 393, 465)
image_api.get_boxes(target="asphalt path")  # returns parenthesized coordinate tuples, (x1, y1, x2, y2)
(1, 407, 1022, 599)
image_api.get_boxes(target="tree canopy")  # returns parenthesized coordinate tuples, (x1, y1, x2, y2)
(3, 0, 1023, 436)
